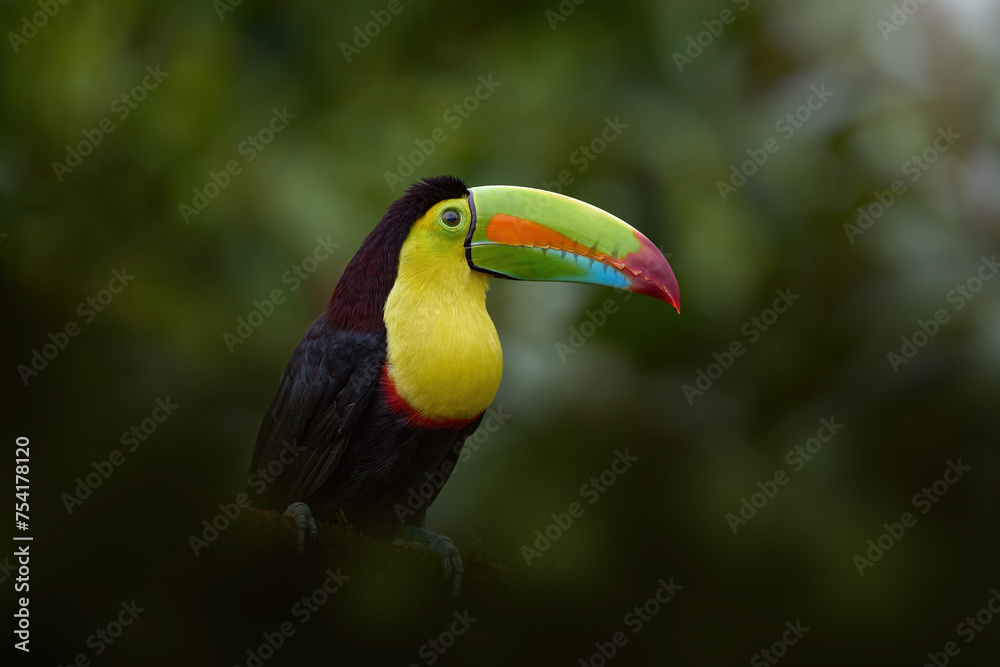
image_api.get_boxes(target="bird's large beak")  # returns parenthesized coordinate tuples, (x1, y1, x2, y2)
(465, 186, 680, 312)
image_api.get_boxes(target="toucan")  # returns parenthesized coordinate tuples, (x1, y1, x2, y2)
(249, 175, 679, 597)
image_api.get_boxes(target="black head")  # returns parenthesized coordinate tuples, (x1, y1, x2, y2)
(326, 176, 469, 335)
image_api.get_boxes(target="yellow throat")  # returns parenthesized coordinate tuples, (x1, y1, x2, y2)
(383, 204, 503, 421)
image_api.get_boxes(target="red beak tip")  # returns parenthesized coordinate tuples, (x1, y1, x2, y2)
(664, 291, 681, 314)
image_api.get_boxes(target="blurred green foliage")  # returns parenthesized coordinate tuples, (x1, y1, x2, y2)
(2, 0, 999, 664)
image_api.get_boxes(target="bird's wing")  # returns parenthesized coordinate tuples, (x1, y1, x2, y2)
(248, 315, 385, 509)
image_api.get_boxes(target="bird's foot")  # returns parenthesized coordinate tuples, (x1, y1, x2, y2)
(401, 525, 464, 600)
(283, 502, 318, 555)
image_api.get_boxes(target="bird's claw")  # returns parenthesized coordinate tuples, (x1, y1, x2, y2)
(403, 526, 464, 600)
(283, 501, 318, 554)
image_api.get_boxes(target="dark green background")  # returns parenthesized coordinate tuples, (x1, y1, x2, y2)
(2, 0, 998, 665)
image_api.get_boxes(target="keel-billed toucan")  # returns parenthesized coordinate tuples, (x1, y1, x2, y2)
(249, 176, 678, 597)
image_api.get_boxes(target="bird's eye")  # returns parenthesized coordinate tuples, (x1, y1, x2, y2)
(441, 208, 461, 228)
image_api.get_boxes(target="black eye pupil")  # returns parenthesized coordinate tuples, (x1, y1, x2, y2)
(442, 209, 460, 226)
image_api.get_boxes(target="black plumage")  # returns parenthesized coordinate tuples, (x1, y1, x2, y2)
(248, 176, 479, 536)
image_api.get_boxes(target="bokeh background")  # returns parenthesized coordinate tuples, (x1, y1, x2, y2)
(2, 0, 999, 665)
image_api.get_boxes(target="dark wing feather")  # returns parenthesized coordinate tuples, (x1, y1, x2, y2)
(408, 415, 484, 527)
(249, 314, 384, 509)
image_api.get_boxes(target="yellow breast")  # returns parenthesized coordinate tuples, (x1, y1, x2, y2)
(383, 233, 503, 421)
